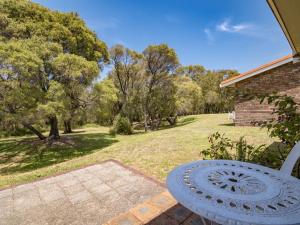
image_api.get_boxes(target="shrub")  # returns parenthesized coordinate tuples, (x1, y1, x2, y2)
(259, 94, 300, 148)
(201, 132, 265, 163)
(109, 115, 133, 135)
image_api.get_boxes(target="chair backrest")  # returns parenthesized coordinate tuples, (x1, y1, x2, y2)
(280, 141, 300, 175)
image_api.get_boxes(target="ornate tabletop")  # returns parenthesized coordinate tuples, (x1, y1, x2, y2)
(167, 160, 300, 225)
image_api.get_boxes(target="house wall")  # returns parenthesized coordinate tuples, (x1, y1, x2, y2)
(234, 61, 300, 126)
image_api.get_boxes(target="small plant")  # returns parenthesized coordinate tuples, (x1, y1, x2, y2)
(259, 94, 300, 148)
(201, 132, 265, 163)
(109, 114, 133, 135)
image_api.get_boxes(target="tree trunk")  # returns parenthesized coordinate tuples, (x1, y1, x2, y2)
(166, 115, 178, 126)
(49, 116, 60, 139)
(144, 112, 148, 132)
(22, 122, 46, 140)
(63, 120, 72, 133)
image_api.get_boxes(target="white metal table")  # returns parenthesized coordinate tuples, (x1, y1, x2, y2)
(167, 143, 300, 225)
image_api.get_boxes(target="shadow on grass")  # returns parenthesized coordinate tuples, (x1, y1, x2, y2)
(219, 123, 235, 127)
(133, 116, 198, 133)
(0, 132, 118, 175)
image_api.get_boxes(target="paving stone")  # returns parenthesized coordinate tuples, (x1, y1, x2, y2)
(117, 183, 138, 196)
(106, 197, 135, 215)
(14, 190, 42, 212)
(52, 173, 75, 182)
(46, 198, 74, 214)
(58, 177, 80, 188)
(17, 206, 49, 225)
(85, 164, 105, 173)
(105, 212, 142, 225)
(129, 202, 161, 223)
(97, 190, 122, 203)
(165, 204, 193, 223)
(0, 188, 12, 199)
(0, 214, 23, 225)
(100, 173, 121, 182)
(0, 196, 13, 219)
(70, 168, 89, 176)
(0, 195, 13, 208)
(38, 183, 61, 193)
(68, 189, 93, 204)
(0, 161, 166, 225)
(46, 204, 83, 225)
(126, 190, 153, 204)
(13, 183, 37, 194)
(75, 172, 96, 182)
(107, 178, 129, 188)
(89, 183, 112, 196)
(147, 192, 177, 211)
(122, 176, 143, 184)
(62, 183, 85, 195)
(82, 177, 103, 189)
(161, 191, 177, 204)
(40, 188, 66, 203)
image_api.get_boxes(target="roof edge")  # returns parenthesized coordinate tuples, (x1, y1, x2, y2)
(220, 54, 293, 88)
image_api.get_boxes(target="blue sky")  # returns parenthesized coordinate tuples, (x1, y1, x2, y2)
(33, 0, 291, 76)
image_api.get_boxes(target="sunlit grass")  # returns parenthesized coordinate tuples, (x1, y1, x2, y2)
(0, 114, 273, 188)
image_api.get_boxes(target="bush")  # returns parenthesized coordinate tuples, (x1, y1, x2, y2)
(109, 115, 133, 135)
(259, 94, 300, 148)
(201, 132, 265, 162)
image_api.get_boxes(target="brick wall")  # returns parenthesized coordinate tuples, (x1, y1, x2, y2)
(234, 61, 300, 126)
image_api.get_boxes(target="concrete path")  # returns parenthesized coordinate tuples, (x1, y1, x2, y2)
(0, 161, 165, 225)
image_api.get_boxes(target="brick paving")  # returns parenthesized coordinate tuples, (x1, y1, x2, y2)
(104, 191, 213, 225)
(0, 161, 165, 225)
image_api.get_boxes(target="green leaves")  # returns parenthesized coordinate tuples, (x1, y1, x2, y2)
(201, 132, 266, 162)
(259, 94, 300, 148)
(0, 0, 108, 138)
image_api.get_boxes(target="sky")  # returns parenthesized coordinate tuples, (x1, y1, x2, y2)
(33, 0, 291, 77)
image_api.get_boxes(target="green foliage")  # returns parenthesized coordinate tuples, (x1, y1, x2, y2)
(110, 115, 133, 135)
(259, 94, 300, 148)
(92, 79, 118, 125)
(176, 65, 206, 84)
(173, 76, 203, 115)
(201, 132, 265, 162)
(0, 0, 108, 138)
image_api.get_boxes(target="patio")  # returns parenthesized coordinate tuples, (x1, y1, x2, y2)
(0, 161, 168, 225)
(0, 160, 209, 225)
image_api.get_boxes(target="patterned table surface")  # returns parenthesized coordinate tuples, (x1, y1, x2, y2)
(167, 160, 300, 225)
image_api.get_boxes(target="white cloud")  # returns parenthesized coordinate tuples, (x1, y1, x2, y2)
(204, 28, 214, 43)
(216, 19, 253, 33)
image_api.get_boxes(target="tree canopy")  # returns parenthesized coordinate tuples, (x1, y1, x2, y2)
(0, 0, 108, 139)
(0, 0, 238, 137)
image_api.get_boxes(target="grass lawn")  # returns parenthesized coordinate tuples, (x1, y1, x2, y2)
(0, 114, 274, 189)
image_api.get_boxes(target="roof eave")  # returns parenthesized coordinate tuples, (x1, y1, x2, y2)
(267, 0, 297, 55)
(220, 56, 293, 88)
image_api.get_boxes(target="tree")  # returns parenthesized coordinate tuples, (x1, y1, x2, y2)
(0, 38, 62, 140)
(173, 76, 204, 115)
(51, 53, 99, 134)
(109, 45, 143, 120)
(142, 44, 179, 130)
(0, 0, 108, 139)
(176, 65, 206, 84)
(91, 79, 119, 125)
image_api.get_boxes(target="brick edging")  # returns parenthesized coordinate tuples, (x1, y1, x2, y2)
(0, 159, 166, 191)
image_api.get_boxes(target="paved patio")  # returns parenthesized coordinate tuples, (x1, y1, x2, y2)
(0, 161, 165, 225)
